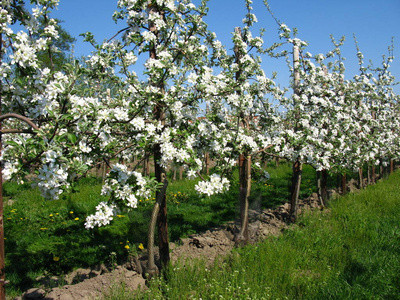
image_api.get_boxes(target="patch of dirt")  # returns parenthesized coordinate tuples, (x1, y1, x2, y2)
(19, 266, 146, 300)
(17, 193, 323, 300)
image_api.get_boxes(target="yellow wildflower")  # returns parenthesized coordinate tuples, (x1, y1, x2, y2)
(138, 243, 144, 250)
(124, 245, 130, 250)
(74, 217, 79, 221)
(53, 257, 60, 262)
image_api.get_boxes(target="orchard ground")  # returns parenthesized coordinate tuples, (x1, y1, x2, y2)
(10, 165, 398, 300)
(18, 189, 321, 300)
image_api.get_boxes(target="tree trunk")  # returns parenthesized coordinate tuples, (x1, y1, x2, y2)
(341, 173, 347, 195)
(204, 152, 210, 176)
(157, 175, 169, 269)
(233, 27, 251, 244)
(290, 158, 302, 219)
(367, 166, 371, 186)
(147, 1, 170, 271)
(102, 161, 108, 181)
(289, 45, 302, 220)
(371, 165, 376, 184)
(0, 32, 5, 300)
(142, 156, 147, 176)
(145, 199, 160, 277)
(236, 154, 251, 245)
(358, 167, 363, 189)
(317, 169, 328, 207)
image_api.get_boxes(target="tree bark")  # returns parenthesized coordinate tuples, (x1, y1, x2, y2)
(204, 152, 210, 176)
(317, 169, 328, 207)
(236, 155, 251, 245)
(289, 45, 302, 220)
(358, 167, 364, 189)
(147, 1, 170, 271)
(0, 31, 5, 300)
(371, 165, 376, 184)
(233, 27, 251, 245)
(341, 173, 347, 195)
(290, 158, 302, 219)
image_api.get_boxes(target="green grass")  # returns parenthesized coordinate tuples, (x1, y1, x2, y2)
(127, 171, 400, 300)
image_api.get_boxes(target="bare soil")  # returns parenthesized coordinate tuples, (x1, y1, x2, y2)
(17, 193, 323, 300)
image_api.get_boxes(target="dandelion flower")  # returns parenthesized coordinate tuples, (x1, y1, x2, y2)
(74, 217, 79, 221)
(124, 245, 130, 250)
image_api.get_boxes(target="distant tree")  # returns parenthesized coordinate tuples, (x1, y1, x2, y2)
(33, 17, 76, 71)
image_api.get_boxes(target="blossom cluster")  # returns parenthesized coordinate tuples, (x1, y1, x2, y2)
(84, 202, 116, 229)
(100, 163, 154, 208)
(195, 174, 230, 196)
(36, 150, 70, 200)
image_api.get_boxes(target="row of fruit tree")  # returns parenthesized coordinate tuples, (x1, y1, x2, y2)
(0, 0, 398, 298)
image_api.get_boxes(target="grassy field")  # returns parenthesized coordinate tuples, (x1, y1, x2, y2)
(127, 170, 400, 299)
(3, 161, 384, 298)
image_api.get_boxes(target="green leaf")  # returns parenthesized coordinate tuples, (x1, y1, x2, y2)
(67, 133, 77, 144)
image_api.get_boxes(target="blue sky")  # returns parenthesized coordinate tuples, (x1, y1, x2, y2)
(50, 0, 399, 91)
